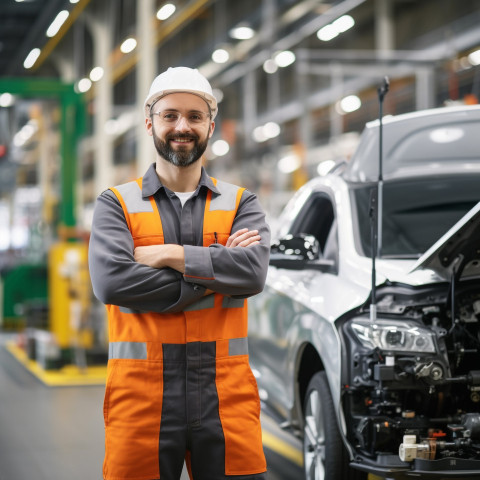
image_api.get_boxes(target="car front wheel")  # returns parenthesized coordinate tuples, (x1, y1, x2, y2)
(303, 371, 365, 480)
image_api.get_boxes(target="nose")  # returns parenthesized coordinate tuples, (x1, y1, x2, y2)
(175, 115, 192, 131)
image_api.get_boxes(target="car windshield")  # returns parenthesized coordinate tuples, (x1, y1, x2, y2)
(351, 175, 480, 258)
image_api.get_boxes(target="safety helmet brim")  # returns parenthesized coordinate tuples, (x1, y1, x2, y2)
(144, 67, 218, 119)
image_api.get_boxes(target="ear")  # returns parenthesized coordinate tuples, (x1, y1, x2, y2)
(145, 116, 153, 136)
(208, 121, 215, 139)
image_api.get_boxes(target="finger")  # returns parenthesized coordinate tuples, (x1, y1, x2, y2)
(226, 228, 248, 247)
(237, 235, 261, 247)
(230, 230, 259, 247)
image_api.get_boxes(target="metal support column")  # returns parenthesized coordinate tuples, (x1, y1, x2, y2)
(136, 0, 157, 177)
(375, 0, 395, 57)
(85, 4, 114, 196)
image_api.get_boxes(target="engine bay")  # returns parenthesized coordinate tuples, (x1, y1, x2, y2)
(342, 281, 480, 475)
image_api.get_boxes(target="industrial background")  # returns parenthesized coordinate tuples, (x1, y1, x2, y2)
(1, 0, 480, 479)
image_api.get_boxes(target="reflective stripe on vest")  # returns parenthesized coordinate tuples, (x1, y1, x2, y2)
(108, 337, 249, 360)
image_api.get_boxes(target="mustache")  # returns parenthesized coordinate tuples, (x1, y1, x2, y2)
(165, 132, 198, 141)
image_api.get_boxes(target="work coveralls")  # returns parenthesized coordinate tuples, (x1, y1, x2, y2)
(88, 164, 270, 480)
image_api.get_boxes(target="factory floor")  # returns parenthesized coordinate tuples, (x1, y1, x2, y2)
(0, 334, 303, 480)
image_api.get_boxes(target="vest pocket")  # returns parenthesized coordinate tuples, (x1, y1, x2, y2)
(103, 359, 163, 480)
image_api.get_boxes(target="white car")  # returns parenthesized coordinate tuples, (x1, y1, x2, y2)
(249, 105, 480, 480)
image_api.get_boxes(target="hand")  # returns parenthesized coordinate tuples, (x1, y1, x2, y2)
(134, 244, 185, 273)
(226, 228, 261, 248)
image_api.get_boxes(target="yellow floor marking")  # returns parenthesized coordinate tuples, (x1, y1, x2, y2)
(262, 429, 304, 466)
(5, 342, 106, 387)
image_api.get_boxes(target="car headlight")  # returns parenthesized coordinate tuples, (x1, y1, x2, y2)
(351, 319, 436, 353)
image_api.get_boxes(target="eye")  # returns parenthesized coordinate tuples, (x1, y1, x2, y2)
(163, 112, 179, 122)
(189, 113, 204, 123)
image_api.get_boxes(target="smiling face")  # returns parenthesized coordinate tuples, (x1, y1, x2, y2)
(145, 92, 215, 168)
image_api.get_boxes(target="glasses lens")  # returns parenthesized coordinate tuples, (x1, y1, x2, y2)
(154, 110, 209, 125)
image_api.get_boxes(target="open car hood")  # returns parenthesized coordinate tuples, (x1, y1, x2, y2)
(409, 201, 480, 281)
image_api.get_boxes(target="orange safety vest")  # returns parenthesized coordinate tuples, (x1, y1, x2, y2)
(102, 176, 266, 480)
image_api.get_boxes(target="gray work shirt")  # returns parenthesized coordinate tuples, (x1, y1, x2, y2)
(88, 163, 271, 313)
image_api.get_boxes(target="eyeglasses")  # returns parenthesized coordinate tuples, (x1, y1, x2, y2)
(151, 110, 211, 126)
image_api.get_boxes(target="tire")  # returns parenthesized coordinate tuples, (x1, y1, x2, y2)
(303, 371, 366, 480)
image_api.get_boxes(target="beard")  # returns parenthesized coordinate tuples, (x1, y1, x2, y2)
(152, 125, 210, 168)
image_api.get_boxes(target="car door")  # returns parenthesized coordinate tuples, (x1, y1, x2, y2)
(249, 189, 338, 420)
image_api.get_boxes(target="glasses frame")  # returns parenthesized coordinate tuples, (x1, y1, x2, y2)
(150, 109, 212, 127)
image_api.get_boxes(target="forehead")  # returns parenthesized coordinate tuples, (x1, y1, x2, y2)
(154, 92, 209, 111)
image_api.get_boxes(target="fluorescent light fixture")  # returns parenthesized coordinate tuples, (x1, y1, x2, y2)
(468, 49, 480, 66)
(337, 95, 361, 114)
(23, 48, 41, 69)
(229, 25, 255, 40)
(212, 48, 229, 64)
(263, 122, 281, 138)
(157, 3, 176, 20)
(263, 59, 278, 74)
(278, 154, 301, 173)
(317, 25, 338, 41)
(274, 50, 296, 68)
(77, 78, 92, 93)
(46, 10, 69, 37)
(0, 93, 15, 107)
(253, 122, 281, 142)
(317, 14, 355, 42)
(332, 15, 355, 33)
(120, 37, 137, 53)
(211, 139, 230, 156)
(90, 66, 104, 82)
(253, 126, 268, 143)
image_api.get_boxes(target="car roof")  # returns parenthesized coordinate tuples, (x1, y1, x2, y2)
(343, 105, 480, 183)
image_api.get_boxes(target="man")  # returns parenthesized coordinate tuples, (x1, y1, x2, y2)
(88, 66, 270, 480)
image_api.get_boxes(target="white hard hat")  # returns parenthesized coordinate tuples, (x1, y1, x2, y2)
(144, 67, 218, 119)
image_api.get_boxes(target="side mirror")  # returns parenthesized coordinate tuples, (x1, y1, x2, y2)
(269, 234, 335, 272)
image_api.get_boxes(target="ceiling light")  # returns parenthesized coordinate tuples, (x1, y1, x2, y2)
(468, 49, 480, 66)
(317, 25, 338, 41)
(212, 48, 229, 64)
(70, 0, 80, 3)
(263, 122, 281, 138)
(46, 10, 69, 38)
(89, 66, 104, 82)
(0, 93, 15, 108)
(278, 154, 301, 174)
(332, 15, 355, 33)
(23, 48, 41, 69)
(77, 78, 92, 93)
(229, 25, 255, 40)
(317, 14, 355, 42)
(120, 37, 137, 53)
(263, 59, 278, 74)
(211, 140, 230, 156)
(157, 3, 176, 20)
(253, 126, 268, 143)
(274, 50, 296, 68)
(337, 95, 361, 114)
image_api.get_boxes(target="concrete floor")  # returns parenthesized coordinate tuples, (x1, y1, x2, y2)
(0, 336, 302, 480)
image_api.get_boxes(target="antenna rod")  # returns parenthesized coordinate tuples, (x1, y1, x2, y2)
(370, 76, 389, 322)
(377, 76, 389, 258)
